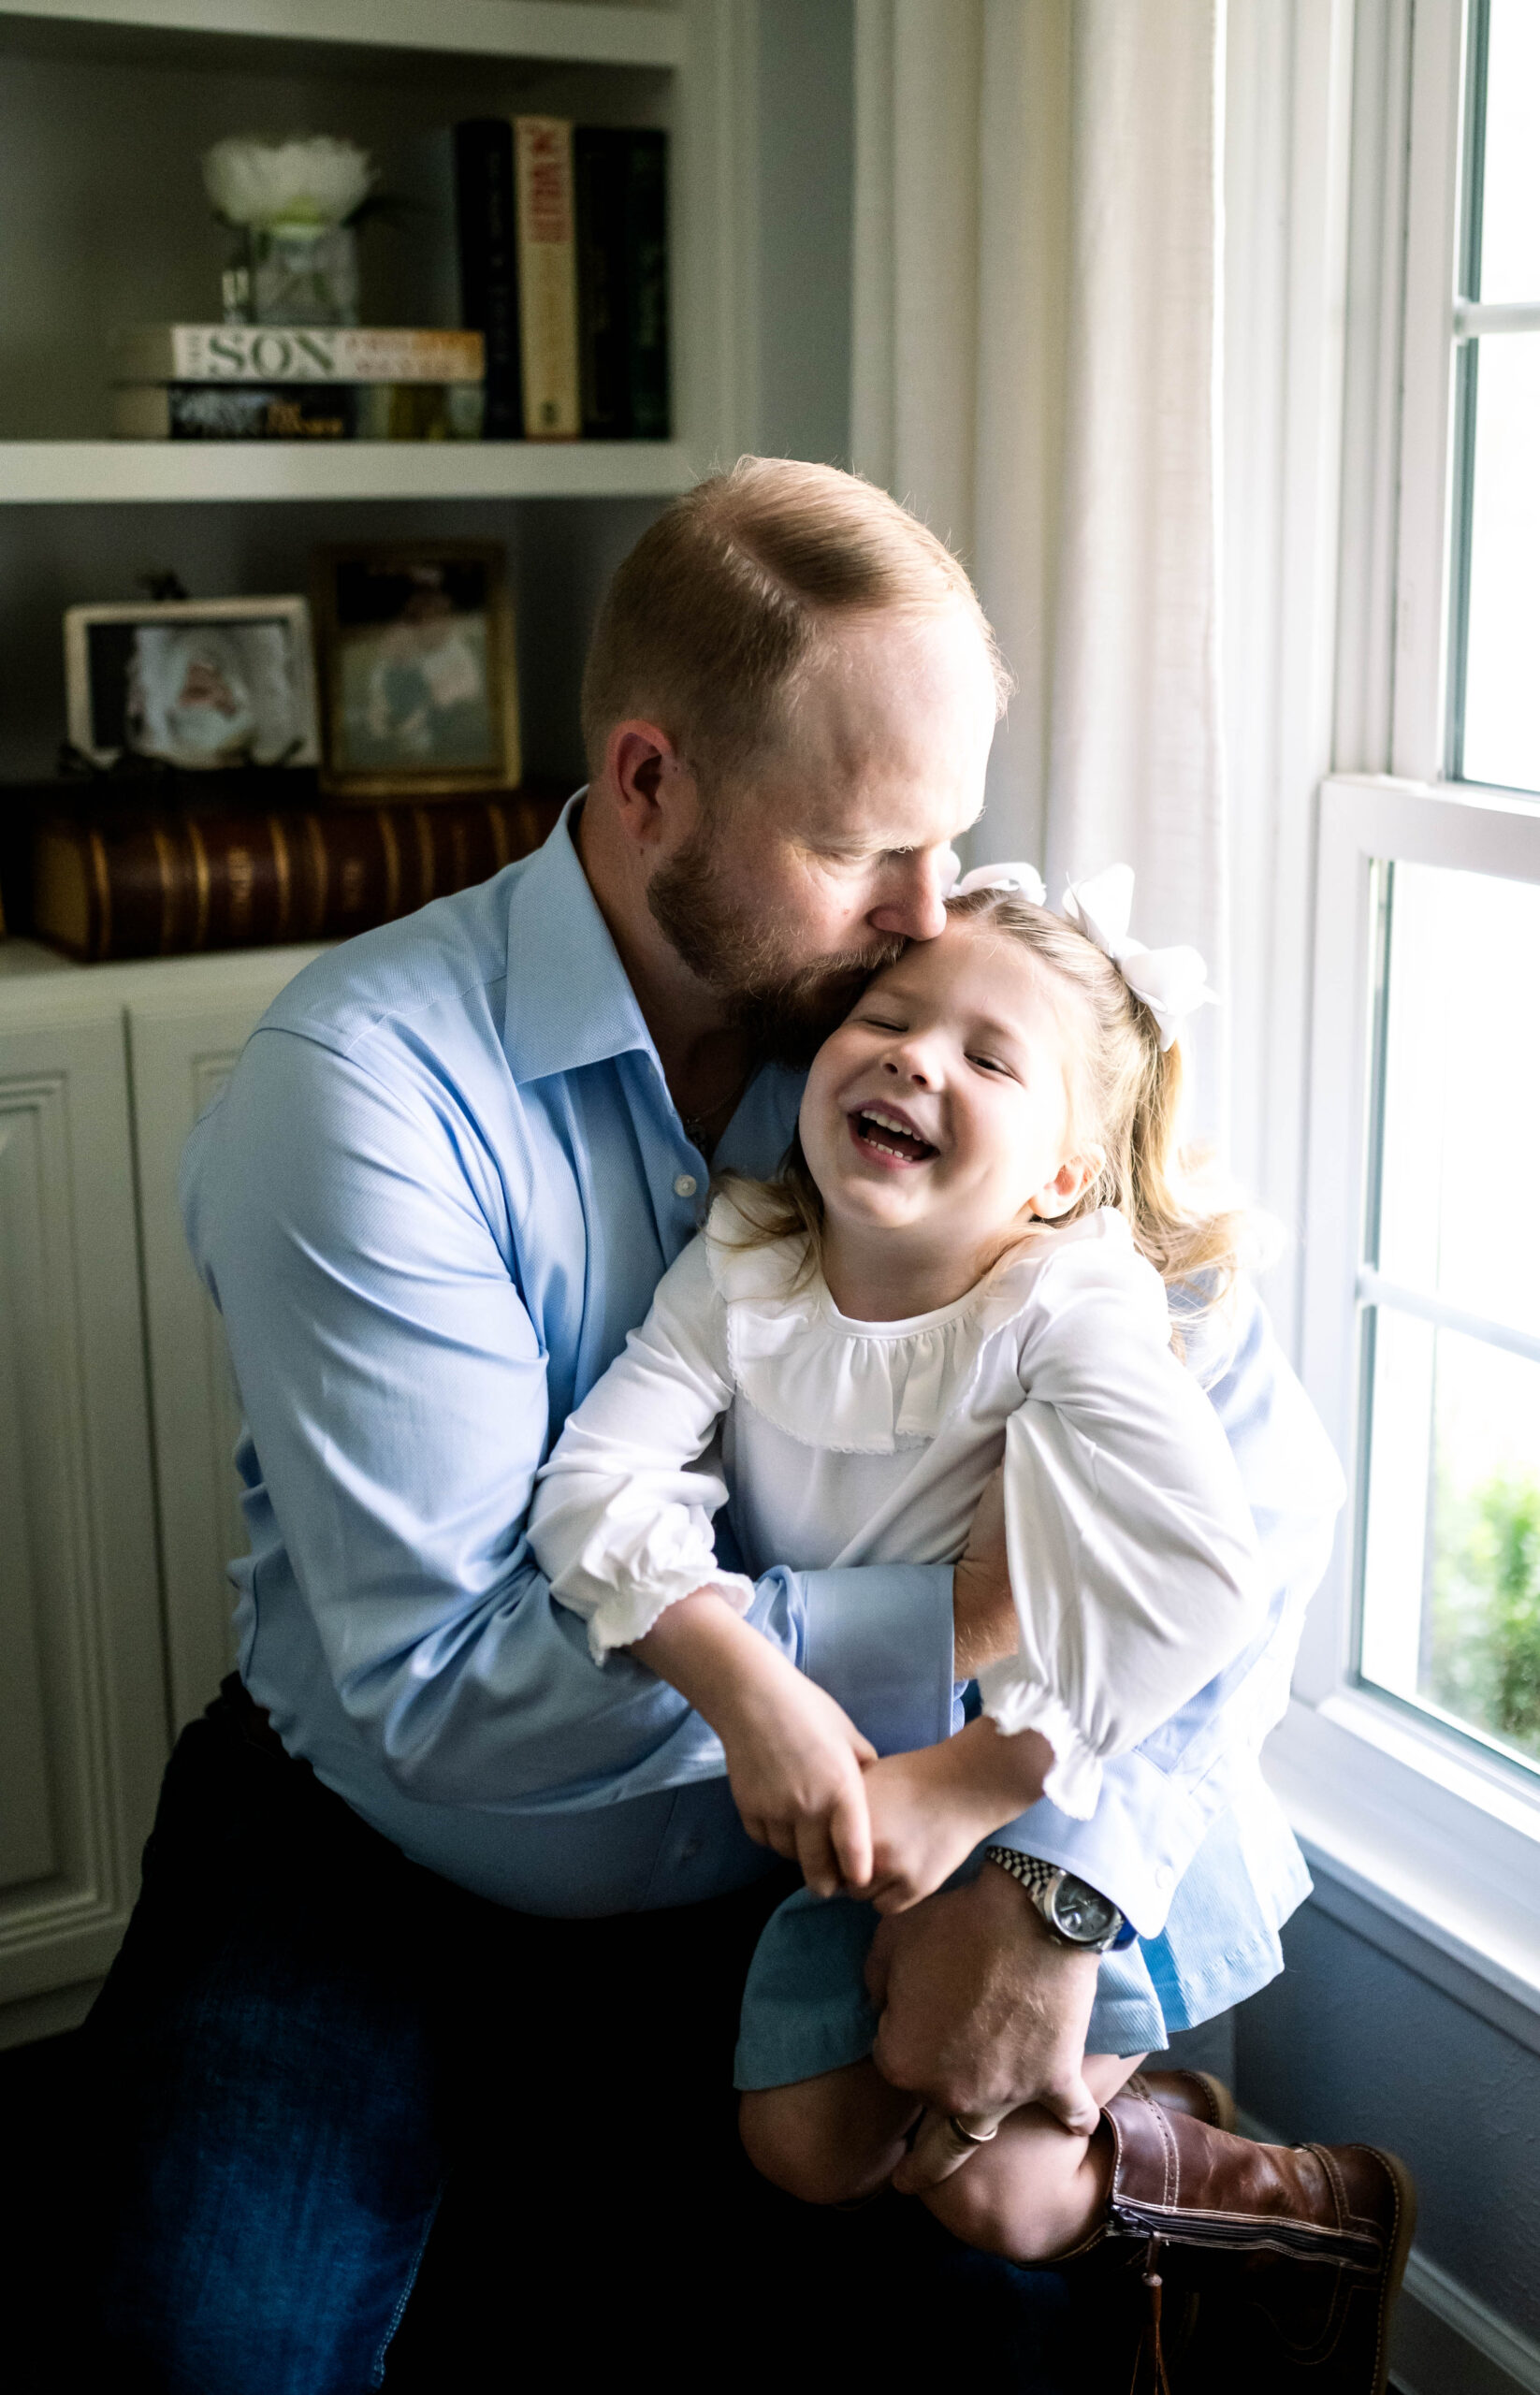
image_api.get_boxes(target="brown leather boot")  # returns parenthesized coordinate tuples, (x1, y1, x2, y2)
(1100, 2084, 1417, 2393)
(1131, 2068, 1238, 2133)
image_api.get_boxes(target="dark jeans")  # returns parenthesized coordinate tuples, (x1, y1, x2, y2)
(56, 1684, 1081, 2394)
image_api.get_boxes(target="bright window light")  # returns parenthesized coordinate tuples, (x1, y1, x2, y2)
(1358, 861, 1540, 1772)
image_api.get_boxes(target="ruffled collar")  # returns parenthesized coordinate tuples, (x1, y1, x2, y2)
(704, 1193, 1115, 1453)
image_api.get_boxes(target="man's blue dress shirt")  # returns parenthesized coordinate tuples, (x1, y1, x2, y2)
(182, 801, 1342, 1939)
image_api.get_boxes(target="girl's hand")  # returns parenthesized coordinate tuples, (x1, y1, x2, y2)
(715, 1659, 878, 1897)
(859, 1718, 1053, 1914)
(631, 1589, 877, 1896)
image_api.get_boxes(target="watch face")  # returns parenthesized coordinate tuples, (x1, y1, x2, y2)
(1050, 1876, 1120, 1945)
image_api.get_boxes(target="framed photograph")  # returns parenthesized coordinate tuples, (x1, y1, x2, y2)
(64, 597, 320, 771)
(312, 541, 521, 802)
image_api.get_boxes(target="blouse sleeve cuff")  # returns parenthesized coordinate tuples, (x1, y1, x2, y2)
(585, 1570, 758, 1663)
(974, 1671, 1105, 1821)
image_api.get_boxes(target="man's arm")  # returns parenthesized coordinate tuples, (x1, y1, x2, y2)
(184, 1023, 959, 1807)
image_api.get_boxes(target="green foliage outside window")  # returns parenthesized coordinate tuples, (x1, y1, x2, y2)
(1426, 1468, 1540, 1764)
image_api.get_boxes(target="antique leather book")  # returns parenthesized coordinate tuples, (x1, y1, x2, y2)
(30, 787, 563, 962)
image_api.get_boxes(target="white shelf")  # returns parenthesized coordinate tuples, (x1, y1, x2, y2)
(0, 0, 684, 69)
(0, 440, 697, 504)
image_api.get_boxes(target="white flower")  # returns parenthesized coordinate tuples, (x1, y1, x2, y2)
(203, 137, 375, 229)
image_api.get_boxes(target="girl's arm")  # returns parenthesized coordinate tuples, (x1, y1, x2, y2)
(853, 1235, 1265, 1915)
(981, 1236, 1264, 1822)
(528, 1233, 755, 1654)
(529, 1233, 875, 1893)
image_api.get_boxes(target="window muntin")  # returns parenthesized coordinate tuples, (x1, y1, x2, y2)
(1356, 858, 1540, 1775)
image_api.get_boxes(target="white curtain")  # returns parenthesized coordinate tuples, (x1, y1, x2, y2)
(852, 0, 1228, 1022)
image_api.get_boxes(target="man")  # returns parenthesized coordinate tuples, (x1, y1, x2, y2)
(79, 462, 1400, 2392)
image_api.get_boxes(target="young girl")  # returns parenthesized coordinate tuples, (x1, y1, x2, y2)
(528, 864, 1264, 2251)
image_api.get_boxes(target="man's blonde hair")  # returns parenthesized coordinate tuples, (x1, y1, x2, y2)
(580, 456, 1010, 790)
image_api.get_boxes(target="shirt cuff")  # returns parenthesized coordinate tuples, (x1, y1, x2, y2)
(792, 1564, 956, 1758)
(583, 1570, 757, 1662)
(989, 1745, 1211, 1938)
(975, 1672, 1103, 1820)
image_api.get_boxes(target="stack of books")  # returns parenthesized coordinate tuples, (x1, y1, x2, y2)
(109, 326, 487, 442)
(105, 116, 669, 446)
(455, 116, 669, 441)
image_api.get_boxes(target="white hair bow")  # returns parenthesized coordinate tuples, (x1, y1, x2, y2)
(949, 860, 1048, 905)
(1060, 864, 1216, 1052)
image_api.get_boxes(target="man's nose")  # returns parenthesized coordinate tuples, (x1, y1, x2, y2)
(867, 853, 952, 943)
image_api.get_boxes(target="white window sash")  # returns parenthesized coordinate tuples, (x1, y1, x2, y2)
(1277, 772, 1540, 2015)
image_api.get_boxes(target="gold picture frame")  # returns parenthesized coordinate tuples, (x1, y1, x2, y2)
(312, 540, 521, 803)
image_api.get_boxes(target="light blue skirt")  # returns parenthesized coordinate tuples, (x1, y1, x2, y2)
(734, 1802, 1309, 2090)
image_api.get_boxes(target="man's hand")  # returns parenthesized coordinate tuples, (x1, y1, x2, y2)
(864, 1856, 1101, 2189)
(952, 1462, 1020, 1677)
(633, 1590, 876, 1894)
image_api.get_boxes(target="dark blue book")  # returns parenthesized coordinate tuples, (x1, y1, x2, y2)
(574, 128, 670, 440)
(454, 119, 523, 439)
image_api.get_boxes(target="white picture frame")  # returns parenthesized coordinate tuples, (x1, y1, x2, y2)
(63, 595, 321, 772)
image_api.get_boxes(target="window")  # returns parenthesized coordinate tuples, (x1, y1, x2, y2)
(1297, 0, 1540, 1833)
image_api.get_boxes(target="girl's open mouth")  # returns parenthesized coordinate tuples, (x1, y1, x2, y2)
(848, 1107, 940, 1165)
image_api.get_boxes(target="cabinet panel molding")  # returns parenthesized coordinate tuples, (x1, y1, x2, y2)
(0, 1012, 166, 2011)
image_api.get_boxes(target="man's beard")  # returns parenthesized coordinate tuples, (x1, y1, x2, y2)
(647, 821, 906, 1065)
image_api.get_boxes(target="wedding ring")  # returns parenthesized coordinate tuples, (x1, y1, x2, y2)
(947, 2112, 1000, 2147)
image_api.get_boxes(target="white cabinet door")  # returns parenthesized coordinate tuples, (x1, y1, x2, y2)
(127, 949, 325, 1730)
(0, 1008, 167, 2021)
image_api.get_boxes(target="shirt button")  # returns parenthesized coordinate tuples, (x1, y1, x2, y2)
(673, 1173, 698, 1198)
(676, 1837, 703, 1864)
(1154, 1865, 1174, 1891)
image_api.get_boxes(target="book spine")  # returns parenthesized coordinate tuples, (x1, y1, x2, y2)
(31, 793, 562, 963)
(454, 120, 523, 439)
(111, 326, 485, 383)
(623, 131, 671, 440)
(574, 128, 630, 438)
(514, 116, 580, 440)
(351, 384, 486, 440)
(112, 385, 358, 440)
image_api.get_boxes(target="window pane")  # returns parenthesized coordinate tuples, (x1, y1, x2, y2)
(1375, 862, 1540, 1339)
(1475, 0, 1540, 303)
(1460, 334, 1540, 794)
(1362, 1315, 1540, 1769)
(1359, 856, 1540, 1770)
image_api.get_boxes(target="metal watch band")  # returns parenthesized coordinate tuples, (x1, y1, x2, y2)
(983, 1844, 1129, 1952)
(983, 1846, 1062, 1904)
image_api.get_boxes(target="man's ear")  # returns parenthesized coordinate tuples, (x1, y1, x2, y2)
(1029, 1148, 1104, 1220)
(603, 719, 694, 853)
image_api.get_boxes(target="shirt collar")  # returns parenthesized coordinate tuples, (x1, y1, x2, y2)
(501, 792, 661, 1085)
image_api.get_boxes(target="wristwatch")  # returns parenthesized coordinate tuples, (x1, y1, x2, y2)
(984, 1846, 1137, 1952)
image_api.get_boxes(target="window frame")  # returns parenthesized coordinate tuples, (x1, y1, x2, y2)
(1273, 0, 1540, 2016)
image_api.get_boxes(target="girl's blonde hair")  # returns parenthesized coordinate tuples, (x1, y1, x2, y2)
(719, 886, 1247, 1312)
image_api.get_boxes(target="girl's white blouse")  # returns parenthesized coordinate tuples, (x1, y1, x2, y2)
(529, 1198, 1262, 1821)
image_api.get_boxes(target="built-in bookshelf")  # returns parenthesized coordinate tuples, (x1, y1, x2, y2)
(0, 0, 754, 504)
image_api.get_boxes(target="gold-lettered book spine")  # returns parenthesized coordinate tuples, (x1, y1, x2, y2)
(29, 792, 563, 963)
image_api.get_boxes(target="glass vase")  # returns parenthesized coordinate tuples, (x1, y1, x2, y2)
(224, 222, 360, 327)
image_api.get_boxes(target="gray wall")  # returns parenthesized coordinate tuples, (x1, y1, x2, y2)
(755, 0, 854, 465)
(1235, 1885, 1540, 2347)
